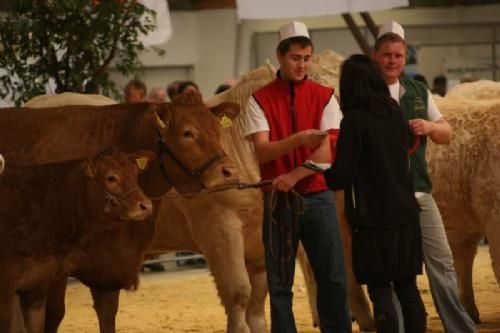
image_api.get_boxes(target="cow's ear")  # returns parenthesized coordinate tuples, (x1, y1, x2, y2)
(0, 154, 4, 175)
(83, 160, 96, 178)
(128, 150, 156, 173)
(209, 102, 241, 120)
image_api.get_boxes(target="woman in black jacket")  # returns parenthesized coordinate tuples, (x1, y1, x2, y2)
(324, 54, 426, 333)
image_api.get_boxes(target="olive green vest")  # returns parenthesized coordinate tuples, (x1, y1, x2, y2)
(399, 78, 432, 193)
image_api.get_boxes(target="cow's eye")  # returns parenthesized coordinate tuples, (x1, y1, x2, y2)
(183, 130, 194, 138)
(107, 175, 117, 183)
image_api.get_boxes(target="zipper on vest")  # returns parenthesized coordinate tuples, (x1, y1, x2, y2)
(289, 81, 298, 168)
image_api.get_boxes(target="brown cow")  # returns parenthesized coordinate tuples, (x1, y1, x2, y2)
(12, 93, 243, 333)
(0, 149, 154, 333)
(41, 62, 374, 333)
(147, 58, 374, 332)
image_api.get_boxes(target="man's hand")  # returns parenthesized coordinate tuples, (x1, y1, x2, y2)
(299, 129, 328, 148)
(409, 118, 434, 136)
(272, 172, 300, 192)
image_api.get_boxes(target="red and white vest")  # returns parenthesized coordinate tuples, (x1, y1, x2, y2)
(253, 74, 334, 193)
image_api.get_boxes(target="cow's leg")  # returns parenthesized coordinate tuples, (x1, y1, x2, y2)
(447, 229, 482, 323)
(245, 268, 267, 333)
(44, 276, 68, 333)
(485, 216, 500, 297)
(0, 290, 16, 333)
(91, 289, 120, 333)
(198, 222, 251, 333)
(19, 292, 47, 333)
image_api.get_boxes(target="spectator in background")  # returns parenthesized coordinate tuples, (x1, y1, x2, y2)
(124, 79, 147, 103)
(148, 87, 167, 103)
(177, 80, 199, 95)
(214, 79, 238, 95)
(215, 83, 232, 94)
(412, 74, 428, 88)
(461, 73, 479, 83)
(166, 80, 182, 101)
(431, 75, 447, 97)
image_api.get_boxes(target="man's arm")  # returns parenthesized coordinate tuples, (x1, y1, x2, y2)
(271, 135, 331, 192)
(409, 117, 452, 144)
(409, 90, 453, 144)
(252, 130, 327, 164)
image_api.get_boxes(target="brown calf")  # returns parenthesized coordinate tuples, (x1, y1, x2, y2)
(0, 149, 154, 333)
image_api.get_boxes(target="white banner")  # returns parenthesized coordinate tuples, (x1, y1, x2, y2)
(139, 0, 172, 47)
(236, 0, 409, 20)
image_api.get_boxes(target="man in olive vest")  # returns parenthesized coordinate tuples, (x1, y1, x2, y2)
(373, 21, 475, 332)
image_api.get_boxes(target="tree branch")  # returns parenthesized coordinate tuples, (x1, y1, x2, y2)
(93, 3, 133, 78)
(37, 1, 65, 92)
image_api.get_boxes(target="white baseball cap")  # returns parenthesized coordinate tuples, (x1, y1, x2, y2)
(377, 20, 405, 40)
(278, 21, 310, 43)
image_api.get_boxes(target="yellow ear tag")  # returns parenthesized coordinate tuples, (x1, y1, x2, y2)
(136, 157, 148, 170)
(220, 115, 233, 128)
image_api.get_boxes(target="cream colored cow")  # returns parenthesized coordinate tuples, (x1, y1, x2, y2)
(429, 81, 500, 323)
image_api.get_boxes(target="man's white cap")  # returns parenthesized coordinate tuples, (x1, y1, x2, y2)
(377, 20, 405, 40)
(278, 21, 310, 43)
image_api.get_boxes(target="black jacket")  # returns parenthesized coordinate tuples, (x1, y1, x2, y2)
(324, 105, 422, 284)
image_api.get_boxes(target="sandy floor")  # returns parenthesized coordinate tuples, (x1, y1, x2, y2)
(60, 245, 500, 333)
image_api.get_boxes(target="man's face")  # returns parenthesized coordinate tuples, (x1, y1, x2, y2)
(125, 88, 145, 103)
(277, 44, 312, 82)
(373, 41, 406, 84)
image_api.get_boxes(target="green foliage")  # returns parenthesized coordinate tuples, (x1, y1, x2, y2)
(0, 0, 162, 106)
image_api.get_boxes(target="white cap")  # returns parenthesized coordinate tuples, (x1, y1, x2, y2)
(377, 20, 405, 40)
(278, 21, 310, 43)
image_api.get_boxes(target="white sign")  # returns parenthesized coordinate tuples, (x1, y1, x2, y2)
(139, 0, 172, 47)
(236, 0, 409, 20)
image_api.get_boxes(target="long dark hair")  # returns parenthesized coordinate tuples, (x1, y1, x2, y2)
(339, 54, 395, 115)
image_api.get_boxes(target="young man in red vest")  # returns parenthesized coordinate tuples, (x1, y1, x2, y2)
(244, 21, 351, 333)
(373, 21, 476, 332)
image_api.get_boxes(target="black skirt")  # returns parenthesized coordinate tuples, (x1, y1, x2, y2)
(351, 222, 423, 285)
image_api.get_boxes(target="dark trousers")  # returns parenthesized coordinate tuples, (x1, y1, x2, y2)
(367, 277, 427, 333)
(263, 190, 351, 333)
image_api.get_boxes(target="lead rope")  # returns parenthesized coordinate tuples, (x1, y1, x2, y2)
(91, 180, 140, 208)
(266, 188, 304, 287)
(147, 180, 273, 201)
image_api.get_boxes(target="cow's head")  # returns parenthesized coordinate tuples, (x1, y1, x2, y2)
(83, 149, 154, 222)
(143, 92, 241, 194)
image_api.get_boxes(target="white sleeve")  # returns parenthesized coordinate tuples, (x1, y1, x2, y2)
(427, 90, 443, 122)
(243, 96, 269, 140)
(320, 94, 343, 130)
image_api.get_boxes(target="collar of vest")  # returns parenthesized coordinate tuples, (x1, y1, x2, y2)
(276, 70, 309, 89)
(398, 79, 407, 99)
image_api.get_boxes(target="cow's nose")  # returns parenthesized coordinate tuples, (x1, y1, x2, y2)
(219, 164, 239, 184)
(222, 166, 233, 178)
(140, 199, 153, 212)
